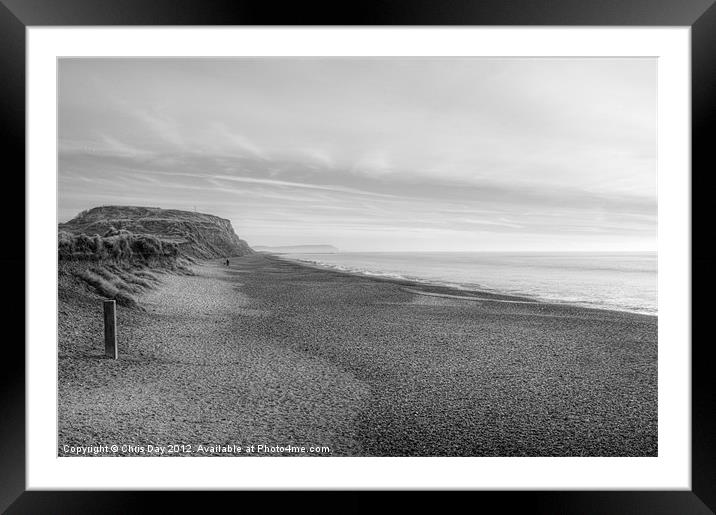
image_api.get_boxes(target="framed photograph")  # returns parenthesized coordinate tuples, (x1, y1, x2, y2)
(5, 0, 714, 512)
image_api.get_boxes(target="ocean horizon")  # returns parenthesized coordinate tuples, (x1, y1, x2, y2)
(280, 251, 657, 316)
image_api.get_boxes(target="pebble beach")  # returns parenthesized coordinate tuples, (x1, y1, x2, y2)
(58, 253, 657, 457)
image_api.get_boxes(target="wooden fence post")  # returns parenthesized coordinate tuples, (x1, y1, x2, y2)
(103, 300, 118, 359)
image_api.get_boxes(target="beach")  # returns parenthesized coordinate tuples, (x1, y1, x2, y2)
(58, 253, 657, 457)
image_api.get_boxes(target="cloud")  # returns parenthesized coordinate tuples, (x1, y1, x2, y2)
(225, 132, 265, 158)
(132, 108, 183, 146)
(299, 148, 334, 168)
(208, 122, 267, 159)
(208, 174, 402, 199)
(58, 58, 657, 251)
(100, 134, 153, 156)
(351, 151, 393, 176)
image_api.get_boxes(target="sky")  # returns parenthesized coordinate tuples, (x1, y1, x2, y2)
(58, 58, 657, 252)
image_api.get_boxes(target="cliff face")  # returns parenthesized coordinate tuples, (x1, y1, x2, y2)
(59, 206, 253, 259)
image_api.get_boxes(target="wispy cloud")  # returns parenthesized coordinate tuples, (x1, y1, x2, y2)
(299, 148, 334, 168)
(351, 151, 393, 176)
(99, 134, 153, 156)
(208, 174, 401, 199)
(132, 108, 183, 146)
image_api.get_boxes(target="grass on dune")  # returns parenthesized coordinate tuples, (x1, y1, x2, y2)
(74, 269, 138, 307)
(58, 227, 200, 307)
(58, 228, 179, 262)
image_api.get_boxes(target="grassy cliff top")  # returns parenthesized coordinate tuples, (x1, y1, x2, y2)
(59, 205, 253, 260)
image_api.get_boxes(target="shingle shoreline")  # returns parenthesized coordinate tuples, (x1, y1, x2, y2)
(58, 254, 657, 457)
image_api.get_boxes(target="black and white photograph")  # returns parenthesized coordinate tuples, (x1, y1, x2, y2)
(57, 57, 657, 458)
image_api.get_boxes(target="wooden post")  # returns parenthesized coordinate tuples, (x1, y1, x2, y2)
(103, 300, 118, 359)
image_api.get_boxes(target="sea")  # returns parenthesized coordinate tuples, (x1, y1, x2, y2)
(280, 251, 657, 316)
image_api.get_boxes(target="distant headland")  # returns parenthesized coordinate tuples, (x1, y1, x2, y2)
(254, 244, 339, 254)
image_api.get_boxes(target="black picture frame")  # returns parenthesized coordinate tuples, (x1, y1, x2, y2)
(3, 0, 714, 513)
